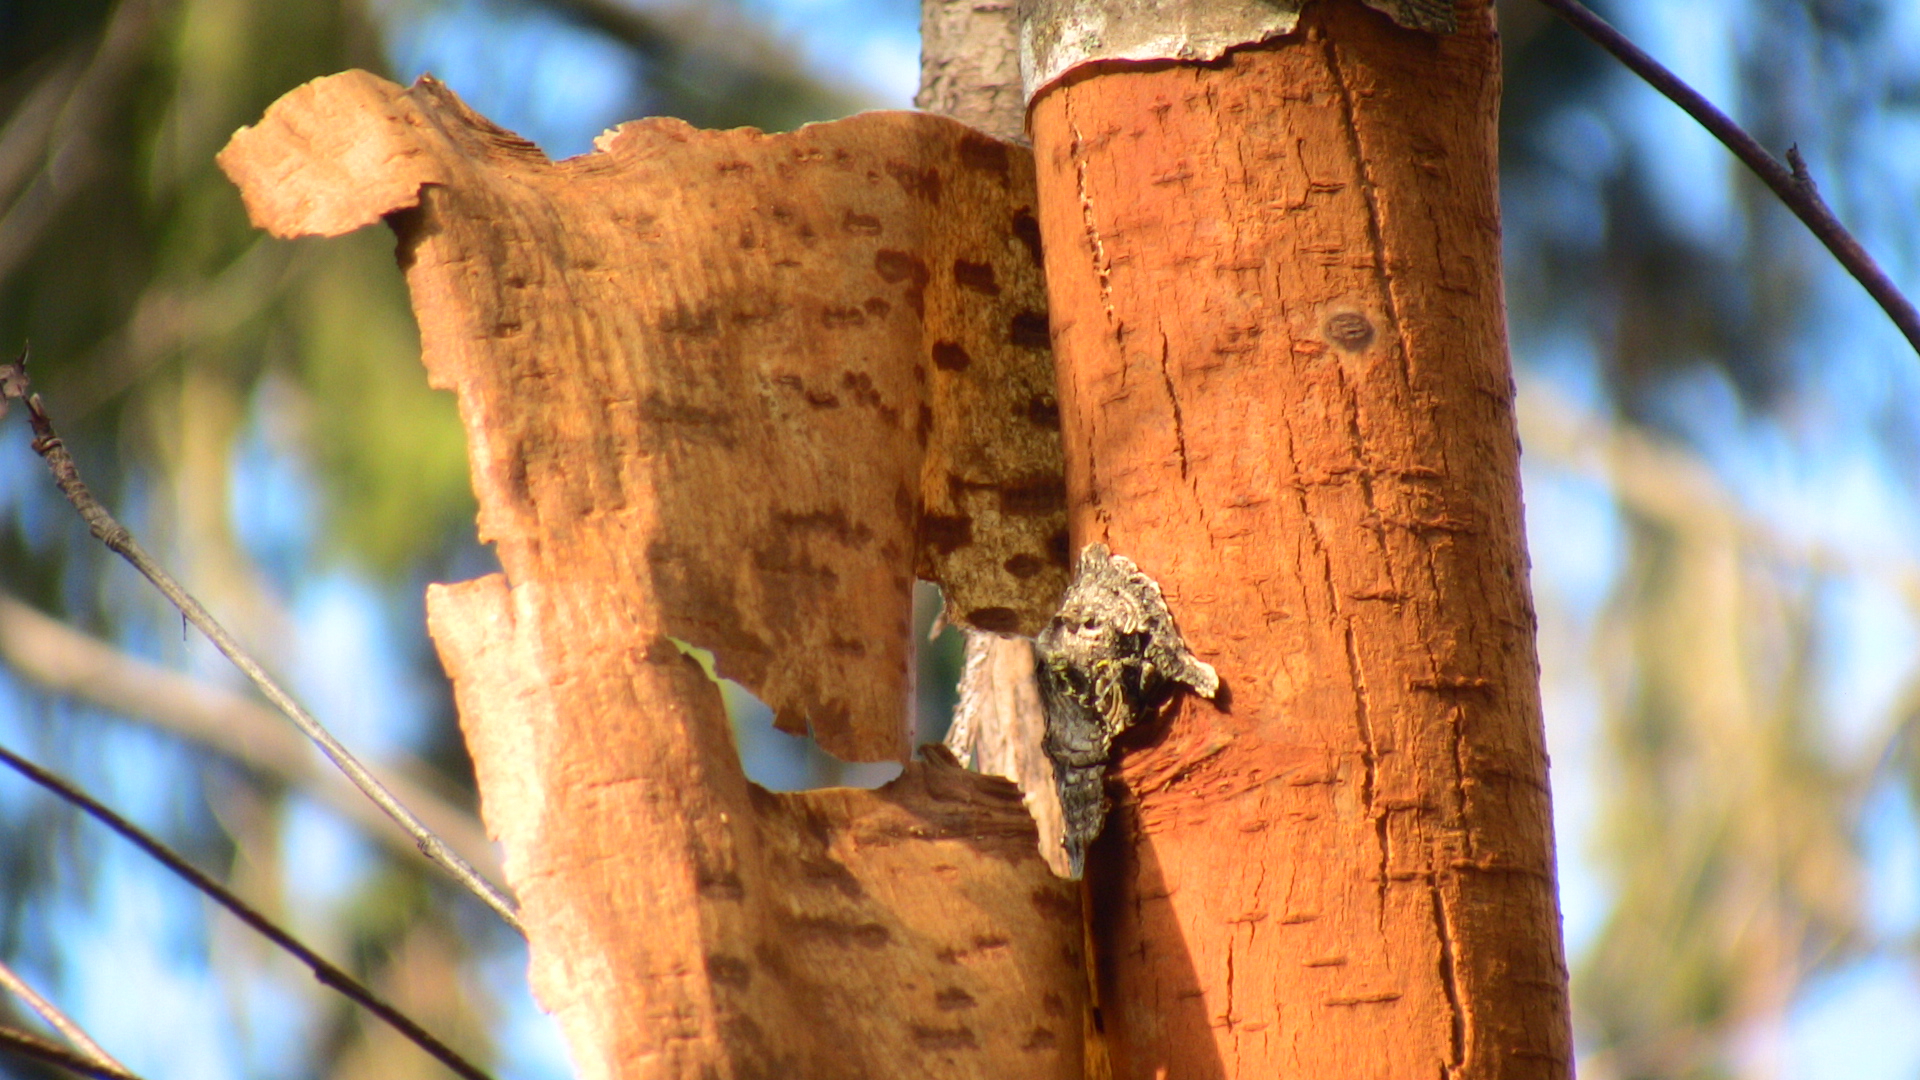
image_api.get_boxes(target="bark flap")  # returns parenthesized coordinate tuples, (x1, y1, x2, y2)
(219, 71, 1085, 1080)
(219, 70, 1068, 762)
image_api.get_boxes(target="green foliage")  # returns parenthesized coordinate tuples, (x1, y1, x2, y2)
(287, 230, 475, 574)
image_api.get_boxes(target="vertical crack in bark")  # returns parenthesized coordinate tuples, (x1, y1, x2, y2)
(1066, 95, 1115, 533)
(1313, 69, 1404, 908)
(1156, 329, 1191, 480)
(1322, 30, 1408, 384)
(1065, 102, 1119, 339)
(1222, 931, 1237, 1036)
(1279, 421, 1342, 618)
(1427, 873, 1467, 1078)
(1326, 280, 1396, 936)
(1412, 377, 1469, 852)
(1448, 703, 1475, 860)
(1329, 358, 1397, 591)
(1084, 420, 1106, 529)
(1344, 622, 1388, 931)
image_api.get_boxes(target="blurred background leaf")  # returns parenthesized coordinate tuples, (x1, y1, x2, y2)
(0, 0, 1915, 1078)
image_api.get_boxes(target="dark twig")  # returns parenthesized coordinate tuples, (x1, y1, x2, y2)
(1533, 0, 1920, 357)
(0, 589, 501, 881)
(0, 957, 126, 1074)
(0, 1026, 144, 1080)
(0, 348, 522, 935)
(0, 742, 499, 1080)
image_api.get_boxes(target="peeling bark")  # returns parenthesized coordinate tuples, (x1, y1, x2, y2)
(919, 0, 1073, 878)
(220, 71, 1083, 1080)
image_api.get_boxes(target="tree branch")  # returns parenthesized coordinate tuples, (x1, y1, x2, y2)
(1533, 0, 1920, 357)
(0, 589, 501, 882)
(0, 1026, 144, 1080)
(0, 743, 497, 1080)
(0, 959, 125, 1075)
(0, 349, 521, 934)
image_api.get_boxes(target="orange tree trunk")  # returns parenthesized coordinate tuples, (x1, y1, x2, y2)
(1026, 2, 1573, 1076)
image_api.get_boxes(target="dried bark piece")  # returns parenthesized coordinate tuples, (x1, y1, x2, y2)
(946, 629, 1069, 875)
(220, 72, 1086, 1079)
(429, 576, 1085, 1080)
(219, 70, 1067, 762)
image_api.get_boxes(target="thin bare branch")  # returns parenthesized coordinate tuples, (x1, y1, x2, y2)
(0, 589, 502, 881)
(0, 959, 125, 1074)
(0, 348, 522, 934)
(1533, 0, 1920, 357)
(0, 743, 499, 1080)
(0, 1026, 143, 1080)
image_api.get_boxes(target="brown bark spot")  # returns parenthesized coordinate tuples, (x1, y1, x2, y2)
(919, 513, 974, 554)
(706, 955, 752, 989)
(1010, 311, 1051, 348)
(935, 987, 978, 1011)
(965, 607, 1021, 633)
(1003, 553, 1045, 579)
(1029, 887, 1079, 924)
(911, 1026, 979, 1052)
(932, 341, 973, 371)
(954, 259, 1001, 296)
(821, 304, 866, 327)
(842, 209, 883, 235)
(1012, 209, 1044, 268)
(886, 160, 944, 203)
(996, 475, 1066, 516)
(957, 131, 1011, 179)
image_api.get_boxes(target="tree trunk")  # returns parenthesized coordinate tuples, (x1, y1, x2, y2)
(916, 0, 1025, 144)
(1025, 1, 1573, 1076)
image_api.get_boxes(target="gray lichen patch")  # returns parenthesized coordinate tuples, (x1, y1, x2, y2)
(1017, 0, 1456, 104)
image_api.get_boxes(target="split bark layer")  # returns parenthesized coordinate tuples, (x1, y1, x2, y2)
(220, 72, 1082, 1080)
(1027, 2, 1571, 1077)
